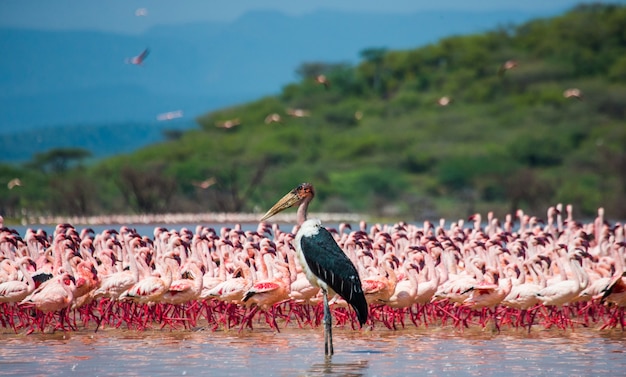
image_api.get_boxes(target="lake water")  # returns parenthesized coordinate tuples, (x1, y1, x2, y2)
(1, 326, 624, 377)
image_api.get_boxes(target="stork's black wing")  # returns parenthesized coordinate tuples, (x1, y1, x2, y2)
(300, 226, 368, 325)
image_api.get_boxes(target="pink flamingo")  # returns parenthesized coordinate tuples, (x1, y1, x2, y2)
(161, 260, 204, 328)
(361, 259, 397, 305)
(0, 257, 37, 331)
(119, 256, 174, 304)
(125, 48, 150, 65)
(383, 261, 419, 329)
(315, 74, 330, 89)
(206, 259, 252, 304)
(462, 269, 512, 330)
(0, 257, 36, 303)
(536, 250, 589, 328)
(502, 261, 546, 330)
(241, 251, 291, 330)
(497, 59, 518, 76)
(265, 113, 282, 124)
(20, 272, 77, 332)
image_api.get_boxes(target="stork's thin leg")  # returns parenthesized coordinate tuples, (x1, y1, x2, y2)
(323, 289, 334, 355)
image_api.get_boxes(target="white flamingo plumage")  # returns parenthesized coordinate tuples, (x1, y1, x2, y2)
(0, 258, 36, 303)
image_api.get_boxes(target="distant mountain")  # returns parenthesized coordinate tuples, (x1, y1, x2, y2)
(0, 119, 196, 162)
(0, 10, 557, 128)
(0, 8, 561, 162)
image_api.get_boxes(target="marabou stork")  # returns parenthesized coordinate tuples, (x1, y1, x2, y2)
(260, 183, 367, 355)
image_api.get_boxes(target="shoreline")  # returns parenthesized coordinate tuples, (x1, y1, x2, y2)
(10, 212, 366, 227)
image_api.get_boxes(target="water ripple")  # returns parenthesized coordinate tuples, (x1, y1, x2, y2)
(0, 328, 625, 376)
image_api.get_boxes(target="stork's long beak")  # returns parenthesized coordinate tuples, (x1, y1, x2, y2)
(260, 188, 302, 221)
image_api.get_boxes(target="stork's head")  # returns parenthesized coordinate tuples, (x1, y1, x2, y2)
(260, 183, 315, 221)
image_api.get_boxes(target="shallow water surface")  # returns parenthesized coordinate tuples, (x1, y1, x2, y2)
(1, 327, 624, 376)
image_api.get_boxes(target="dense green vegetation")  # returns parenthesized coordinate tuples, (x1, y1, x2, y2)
(2, 4, 625, 223)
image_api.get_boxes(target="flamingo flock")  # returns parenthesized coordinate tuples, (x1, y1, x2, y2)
(0, 204, 625, 334)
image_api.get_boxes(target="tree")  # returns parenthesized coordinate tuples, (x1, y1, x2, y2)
(49, 170, 97, 216)
(29, 148, 92, 174)
(117, 165, 177, 213)
(295, 62, 348, 80)
(359, 47, 388, 95)
(207, 158, 269, 212)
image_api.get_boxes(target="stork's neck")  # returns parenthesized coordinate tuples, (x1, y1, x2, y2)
(296, 198, 310, 226)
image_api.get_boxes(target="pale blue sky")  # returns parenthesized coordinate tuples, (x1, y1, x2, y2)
(1, 0, 622, 34)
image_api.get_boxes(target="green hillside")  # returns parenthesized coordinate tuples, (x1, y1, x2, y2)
(2, 3, 625, 222)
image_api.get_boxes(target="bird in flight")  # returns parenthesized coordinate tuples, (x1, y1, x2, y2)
(215, 118, 241, 129)
(264, 113, 282, 124)
(7, 178, 22, 190)
(126, 48, 150, 65)
(316, 74, 330, 89)
(498, 59, 518, 76)
(563, 88, 583, 100)
(286, 108, 310, 118)
(192, 178, 217, 190)
(437, 96, 452, 106)
(157, 110, 183, 121)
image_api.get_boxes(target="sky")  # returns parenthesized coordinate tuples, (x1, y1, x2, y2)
(1, 0, 623, 34)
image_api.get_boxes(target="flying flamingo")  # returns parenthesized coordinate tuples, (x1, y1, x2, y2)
(563, 88, 583, 100)
(264, 113, 282, 124)
(215, 118, 241, 129)
(157, 110, 183, 121)
(126, 48, 150, 65)
(7, 178, 22, 190)
(497, 59, 518, 76)
(192, 177, 217, 190)
(315, 74, 330, 89)
(286, 108, 310, 118)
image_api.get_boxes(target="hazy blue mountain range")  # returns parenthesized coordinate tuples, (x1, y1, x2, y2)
(0, 8, 559, 162)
